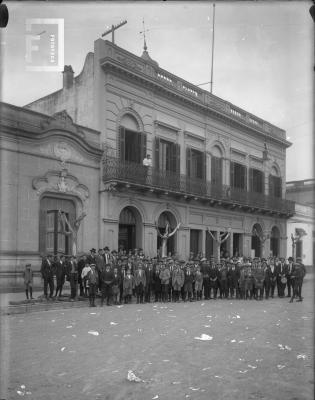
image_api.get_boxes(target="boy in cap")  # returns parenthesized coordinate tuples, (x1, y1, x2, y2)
(134, 263, 146, 304)
(23, 263, 34, 300)
(123, 269, 135, 304)
(87, 264, 98, 307)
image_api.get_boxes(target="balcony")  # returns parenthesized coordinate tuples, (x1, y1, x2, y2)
(103, 157, 295, 217)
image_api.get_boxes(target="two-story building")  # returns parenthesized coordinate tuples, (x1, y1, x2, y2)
(0, 38, 294, 288)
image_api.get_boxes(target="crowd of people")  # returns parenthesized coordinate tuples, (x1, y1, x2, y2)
(32, 247, 306, 307)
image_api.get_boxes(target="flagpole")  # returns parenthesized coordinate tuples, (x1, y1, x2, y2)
(210, 3, 216, 94)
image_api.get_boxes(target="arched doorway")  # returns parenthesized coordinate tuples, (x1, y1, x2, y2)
(251, 223, 263, 258)
(157, 211, 178, 257)
(118, 206, 142, 252)
(270, 226, 280, 257)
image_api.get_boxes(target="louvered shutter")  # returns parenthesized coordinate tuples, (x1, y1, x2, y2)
(119, 126, 125, 161)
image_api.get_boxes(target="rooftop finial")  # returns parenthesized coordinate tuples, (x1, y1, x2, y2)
(140, 18, 149, 52)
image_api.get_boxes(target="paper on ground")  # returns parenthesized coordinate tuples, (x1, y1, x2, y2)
(194, 334, 213, 341)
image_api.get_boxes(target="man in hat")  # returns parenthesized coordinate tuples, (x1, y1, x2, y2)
(55, 254, 67, 298)
(201, 258, 210, 300)
(285, 257, 294, 297)
(100, 264, 114, 306)
(67, 255, 78, 301)
(145, 261, 155, 303)
(289, 257, 306, 302)
(276, 257, 286, 298)
(159, 263, 170, 302)
(87, 248, 96, 265)
(40, 254, 54, 299)
(183, 265, 194, 302)
(172, 262, 185, 302)
(103, 246, 111, 265)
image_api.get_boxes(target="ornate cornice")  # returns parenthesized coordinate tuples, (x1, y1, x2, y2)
(32, 169, 90, 212)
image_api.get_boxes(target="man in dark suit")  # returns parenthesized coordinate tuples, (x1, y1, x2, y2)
(55, 254, 66, 298)
(100, 264, 114, 306)
(289, 258, 306, 302)
(103, 246, 111, 265)
(145, 261, 154, 303)
(200, 260, 210, 300)
(67, 255, 78, 301)
(285, 257, 294, 298)
(264, 259, 277, 299)
(276, 257, 286, 298)
(40, 254, 54, 299)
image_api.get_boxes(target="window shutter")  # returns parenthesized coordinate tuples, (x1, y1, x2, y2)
(249, 168, 253, 192)
(119, 126, 125, 161)
(175, 143, 180, 174)
(39, 209, 47, 255)
(230, 161, 235, 188)
(140, 132, 147, 164)
(261, 172, 265, 194)
(243, 166, 247, 190)
(154, 137, 160, 169)
(202, 151, 206, 180)
(186, 147, 191, 177)
(269, 174, 274, 197)
(276, 177, 282, 198)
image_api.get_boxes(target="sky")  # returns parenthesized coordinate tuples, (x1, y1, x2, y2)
(0, 1, 313, 181)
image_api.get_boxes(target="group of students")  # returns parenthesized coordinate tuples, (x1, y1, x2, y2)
(33, 246, 307, 307)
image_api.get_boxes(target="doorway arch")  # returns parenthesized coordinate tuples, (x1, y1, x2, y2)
(118, 206, 143, 252)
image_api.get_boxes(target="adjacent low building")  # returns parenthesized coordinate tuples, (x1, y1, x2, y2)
(0, 38, 295, 288)
(286, 179, 314, 267)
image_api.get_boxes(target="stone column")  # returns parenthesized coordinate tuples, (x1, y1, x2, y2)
(201, 229, 206, 257)
(228, 232, 233, 258)
(143, 223, 156, 258)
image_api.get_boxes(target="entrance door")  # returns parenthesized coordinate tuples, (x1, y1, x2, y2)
(118, 224, 136, 253)
(119, 207, 138, 252)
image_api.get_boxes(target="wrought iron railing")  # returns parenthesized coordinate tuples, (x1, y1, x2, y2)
(103, 157, 295, 215)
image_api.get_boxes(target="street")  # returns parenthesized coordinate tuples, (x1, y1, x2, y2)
(1, 277, 313, 400)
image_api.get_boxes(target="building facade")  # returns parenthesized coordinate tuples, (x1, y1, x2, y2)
(0, 39, 294, 288)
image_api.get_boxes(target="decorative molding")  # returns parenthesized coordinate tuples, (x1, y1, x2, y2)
(40, 110, 85, 138)
(32, 169, 89, 211)
(184, 131, 205, 143)
(154, 120, 180, 133)
(116, 106, 144, 132)
(39, 140, 84, 164)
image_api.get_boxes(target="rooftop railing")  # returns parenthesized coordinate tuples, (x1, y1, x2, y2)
(103, 157, 295, 215)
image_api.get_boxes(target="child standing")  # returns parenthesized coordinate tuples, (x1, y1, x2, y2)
(23, 263, 34, 300)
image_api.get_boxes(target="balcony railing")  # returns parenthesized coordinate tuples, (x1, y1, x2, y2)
(103, 157, 295, 215)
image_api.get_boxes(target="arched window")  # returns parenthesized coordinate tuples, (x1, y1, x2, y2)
(119, 114, 146, 164)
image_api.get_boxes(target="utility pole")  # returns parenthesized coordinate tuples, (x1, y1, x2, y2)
(102, 20, 127, 44)
(210, 3, 216, 94)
